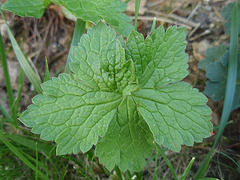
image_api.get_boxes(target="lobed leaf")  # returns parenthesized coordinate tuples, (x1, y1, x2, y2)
(126, 26, 188, 89)
(198, 44, 226, 71)
(205, 51, 240, 110)
(2, 0, 51, 19)
(133, 82, 212, 152)
(21, 73, 122, 154)
(96, 96, 154, 171)
(2, 0, 133, 36)
(20, 22, 212, 172)
(54, 0, 133, 36)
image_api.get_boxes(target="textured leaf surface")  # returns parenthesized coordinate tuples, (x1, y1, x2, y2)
(96, 96, 153, 171)
(198, 44, 226, 70)
(57, 0, 133, 36)
(205, 51, 240, 110)
(20, 22, 212, 172)
(221, 0, 240, 34)
(133, 82, 212, 152)
(126, 26, 188, 89)
(2, 0, 51, 18)
(21, 73, 122, 154)
(2, 0, 133, 36)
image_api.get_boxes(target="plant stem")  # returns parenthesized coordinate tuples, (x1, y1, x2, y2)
(65, 19, 86, 73)
(194, 2, 239, 179)
(135, 0, 141, 31)
(0, 30, 17, 125)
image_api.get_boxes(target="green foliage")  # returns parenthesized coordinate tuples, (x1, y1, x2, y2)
(221, 0, 240, 34)
(2, 0, 133, 36)
(20, 22, 212, 172)
(2, 0, 51, 19)
(195, 2, 239, 178)
(204, 51, 240, 110)
(198, 2, 240, 110)
(198, 44, 226, 71)
(57, 0, 133, 36)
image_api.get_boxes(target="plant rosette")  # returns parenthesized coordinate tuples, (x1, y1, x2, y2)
(20, 22, 213, 172)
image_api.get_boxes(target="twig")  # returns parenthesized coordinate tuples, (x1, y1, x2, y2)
(146, 9, 198, 27)
(187, 2, 201, 20)
(130, 16, 192, 29)
(33, 11, 54, 62)
(188, 29, 211, 41)
(188, 23, 201, 38)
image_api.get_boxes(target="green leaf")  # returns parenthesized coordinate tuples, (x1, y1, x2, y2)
(221, 0, 240, 34)
(205, 51, 240, 110)
(198, 44, 226, 71)
(126, 26, 188, 89)
(133, 82, 212, 152)
(2, 0, 133, 36)
(2, 0, 51, 19)
(56, 0, 133, 36)
(20, 22, 212, 172)
(20, 22, 140, 161)
(96, 96, 154, 171)
(21, 73, 122, 154)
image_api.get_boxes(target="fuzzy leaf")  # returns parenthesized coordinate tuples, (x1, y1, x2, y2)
(20, 22, 212, 172)
(20, 22, 137, 155)
(205, 51, 240, 110)
(198, 44, 226, 71)
(96, 96, 154, 171)
(2, 0, 133, 36)
(56, 0, 133, 36)
(126, 26, 188, 89)
(2, 0, 51, 18)
(132, 82, 212, 152)
(21, 73, 122, 154)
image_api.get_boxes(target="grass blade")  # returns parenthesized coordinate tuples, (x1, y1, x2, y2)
(15, 67, 24, 110)
(0, 103, 12, 121)
(65, 19, 86, 73)
(153, 147, 159, 180)
(35, 142, 39, 180)
(135, 0, 141, 31)
(114, 166, 123, 180)
(0, 131, 49, 180)
(0, 10, 42, 94)
(214, 1, 239, 147)
(5, 133, 54, 155)
(0, 30, 17, 125)
(44, 57, 50, 82)
(158, 146, 178, 180)
(150, 17, 157, 35)
(194, 2, 239, 178)
(216, 150, 240, 169)
(179, 157, 195, 180)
